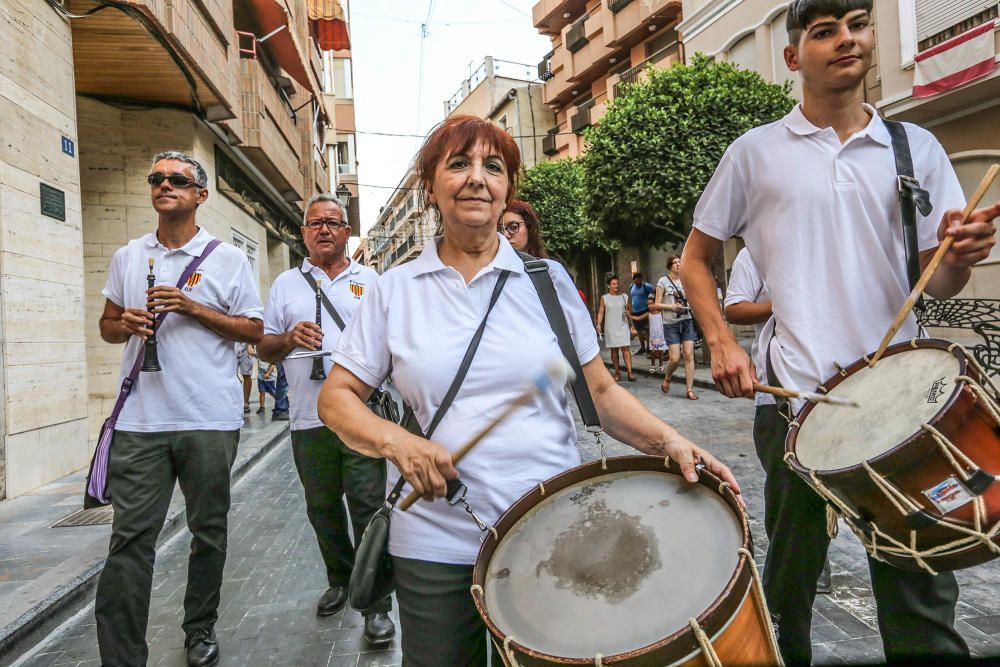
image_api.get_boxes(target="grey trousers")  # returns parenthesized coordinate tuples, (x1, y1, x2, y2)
(392, 556, 498, 667)
(95, 429, 239, 667)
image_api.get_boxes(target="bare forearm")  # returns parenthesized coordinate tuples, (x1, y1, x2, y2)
(319, 386, 401, 458)
(99, 317, 131, 344)
(681, 259, 731, 346)
(256, 332, 297, 363)
(189, 305, 262, 343)
(724, 301, 772, 325)
(924, 264, 970, 300)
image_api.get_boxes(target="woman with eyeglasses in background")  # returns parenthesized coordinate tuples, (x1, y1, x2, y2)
(499, 199, 547, 258)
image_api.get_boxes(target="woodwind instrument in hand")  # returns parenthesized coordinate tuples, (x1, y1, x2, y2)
(141, 258, 162, 372)
(309, 283, 327, 381)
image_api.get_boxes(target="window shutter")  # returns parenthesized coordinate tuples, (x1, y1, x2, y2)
(916, 0, 994, 41)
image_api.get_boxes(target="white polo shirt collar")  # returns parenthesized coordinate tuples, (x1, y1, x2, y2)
(783, 103, 891, 147)
(300, 256, 362, 280)
(143, 226, 213, 256)
(410, 234, 526, 280)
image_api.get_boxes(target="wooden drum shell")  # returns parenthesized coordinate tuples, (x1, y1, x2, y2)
(786, 340, 1000, 572)
(471, 456, 780, 666)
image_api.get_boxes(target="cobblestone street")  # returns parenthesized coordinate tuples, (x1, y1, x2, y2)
(13, 371, 1000, 666)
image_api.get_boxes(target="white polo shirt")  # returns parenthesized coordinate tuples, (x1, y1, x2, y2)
(334, 235, 600, 565)
(263, 258, 379, 431)
(695, 105, 965, 412)
(724, 248, 775, 407)
(102, 228, 264, 432)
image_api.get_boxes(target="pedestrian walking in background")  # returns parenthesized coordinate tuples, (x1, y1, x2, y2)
(629, 272, 655, 354)
(271, 362, 289, 421)
(499, 198, 547, 257)
(656, 255, 698, 399)
(257, 193, 394, 645)
(681, 0, 1000, 662)
(235, 342, 255, 414)
(95, 151, 263, 667)
(596, 274, 635, 381)
(257, 361, 276, 415)
(317, 114, 741, 667)
(646, 293, 667, 374)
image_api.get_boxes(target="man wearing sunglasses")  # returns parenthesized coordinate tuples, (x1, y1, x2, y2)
(96, 151, 264, 666)
(257, 194, 394, 645)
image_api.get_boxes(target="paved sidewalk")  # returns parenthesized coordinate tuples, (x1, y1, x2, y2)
(11, 373, 1000, 666)
(0, 409, 288, 665)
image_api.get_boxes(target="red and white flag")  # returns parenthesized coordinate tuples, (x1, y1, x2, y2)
(913, 20, 997, 98)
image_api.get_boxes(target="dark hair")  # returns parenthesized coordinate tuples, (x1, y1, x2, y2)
(632, 272, 643, 280)
(666, 254, 681, 270)
(607, 274, 618, 286)
(416, 115, 521, 209)
(786, 0, 872, 44)
(503, 199, 547, 257)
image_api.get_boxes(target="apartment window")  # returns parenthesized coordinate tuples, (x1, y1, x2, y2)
(231, 230, 260, 283)
(322, 53, 354, 98)
(497, 114, 509, 133)
(644, 29, 678, 59)
(335, 134, 357, 176)
(916, 1, 998, 50)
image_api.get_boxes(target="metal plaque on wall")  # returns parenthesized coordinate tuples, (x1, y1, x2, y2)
(40, 183, 66, 221)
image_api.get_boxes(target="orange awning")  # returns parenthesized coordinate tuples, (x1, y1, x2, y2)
(246, 0, 317, 94)
(308, 0, 350, 51)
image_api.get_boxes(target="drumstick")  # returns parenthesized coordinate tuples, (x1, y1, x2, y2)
(398, 357, 575, 512)
(753, 383, 859, 407)
(869, 164, 1000, 368)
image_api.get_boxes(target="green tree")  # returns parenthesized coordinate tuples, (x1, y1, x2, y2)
(582, 54, 796, 247)
(519, 158, 614, 259)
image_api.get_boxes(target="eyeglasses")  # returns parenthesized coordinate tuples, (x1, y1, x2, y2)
(304, 218, 349, 231)
(498, 221, 522, 235)
(146, 173, 201, 188)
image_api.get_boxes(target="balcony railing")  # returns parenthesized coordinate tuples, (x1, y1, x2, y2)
(542, 128, 559, 156)
(571, 101, 594, 134)
(566, 16, 589, 53)
(613, 42, 679, 98)
(607, 0, 633, 12)
(538, 51, 554, 81)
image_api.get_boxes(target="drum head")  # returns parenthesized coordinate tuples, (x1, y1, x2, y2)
(482, 470, 742, 659)
(796, 347, 962, 471)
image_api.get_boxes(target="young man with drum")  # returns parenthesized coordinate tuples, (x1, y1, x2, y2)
(681, 0, 1000, 663)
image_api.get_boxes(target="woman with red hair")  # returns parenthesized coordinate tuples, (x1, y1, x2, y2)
(318, 115, 741, 665)
(500, 198, 547, 258)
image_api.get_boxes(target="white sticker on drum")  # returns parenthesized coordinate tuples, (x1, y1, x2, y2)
(922, 476, 974, 514)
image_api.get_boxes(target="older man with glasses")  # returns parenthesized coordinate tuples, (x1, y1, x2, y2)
(257, 193, 395, 645)
(96, 151, 263, 666)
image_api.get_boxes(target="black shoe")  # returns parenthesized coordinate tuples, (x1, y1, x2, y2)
(816, 558, 833, 595)
(364, 612, 396, 644)
(317, 586, 348, 616)
(255, 407, 265, 415)
(271, 411, 289, 422)
(185, 628, 219, 667)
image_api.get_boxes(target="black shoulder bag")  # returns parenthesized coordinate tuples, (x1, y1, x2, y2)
(348, 270, 511, 611)
(300, 270, 400, 421)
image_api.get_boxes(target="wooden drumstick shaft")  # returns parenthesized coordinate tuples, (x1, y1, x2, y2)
(398, 358, 575, 512)
(869, 164, 1000, 368)
(752, 383, 858, 407)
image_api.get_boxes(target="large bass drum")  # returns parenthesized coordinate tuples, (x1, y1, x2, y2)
(471, 456, 781, 666)
(786, 339, 1000, 573)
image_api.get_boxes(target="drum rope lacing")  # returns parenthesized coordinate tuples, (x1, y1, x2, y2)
(789, 353, 1000, 573)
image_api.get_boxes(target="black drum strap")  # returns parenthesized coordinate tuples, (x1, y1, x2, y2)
(885, 120, 933, 313)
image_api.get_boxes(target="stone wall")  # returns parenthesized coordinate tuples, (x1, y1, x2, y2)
(0, 0, 88, 498)
(78, 97, 290, 450)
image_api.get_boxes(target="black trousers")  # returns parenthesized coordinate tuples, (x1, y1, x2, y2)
(754, 405, 969, 665)
(95, 429, 239, 667)
(290, 426, 390, 613)
(392, 556, 498, 667)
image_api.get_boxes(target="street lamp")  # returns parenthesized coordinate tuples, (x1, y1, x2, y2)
(335, 183, 352, 209)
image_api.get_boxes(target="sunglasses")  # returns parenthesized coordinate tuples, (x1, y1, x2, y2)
(304, 218, 349, 231)
(498, 221, 522, 235)
(147, 173, 201, 188)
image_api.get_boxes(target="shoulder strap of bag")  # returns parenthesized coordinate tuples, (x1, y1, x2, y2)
(885, 119, 933, 311)
(110, 238, 222, 415)
(519, 254, 601, 430)
(664, 273, 687, 305)
(384, 269, 512, 504)
(300, 268, 348, 331)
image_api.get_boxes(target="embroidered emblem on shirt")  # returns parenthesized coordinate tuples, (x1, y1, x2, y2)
(349, 281, 364, 298)
(183, 271, 203, 291)
(926, 376, 948, 404)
